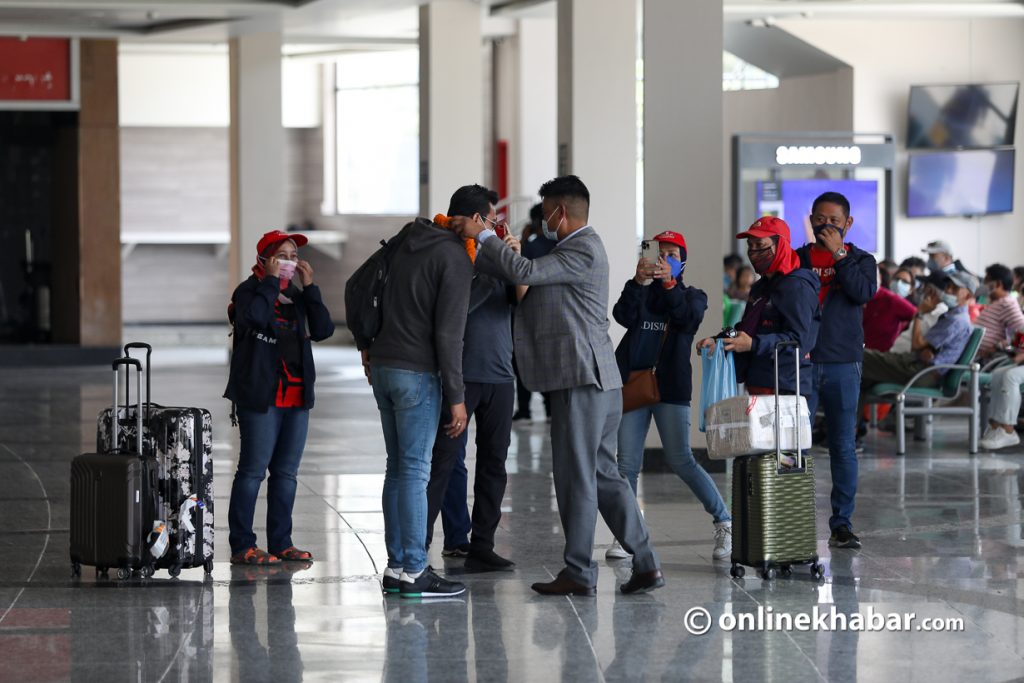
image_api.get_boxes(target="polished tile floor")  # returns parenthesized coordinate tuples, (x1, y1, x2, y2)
(1, 347, 1022, 682)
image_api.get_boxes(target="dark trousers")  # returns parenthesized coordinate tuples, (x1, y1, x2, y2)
(426, 381, 515, 552)
(513, 355, 551, 417)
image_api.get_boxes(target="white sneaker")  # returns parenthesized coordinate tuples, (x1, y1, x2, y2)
(713, 522, 733, 560)
(605, 539, 632, 560)
(981, 426, 998, 441)
(980, 429, 1020, 450)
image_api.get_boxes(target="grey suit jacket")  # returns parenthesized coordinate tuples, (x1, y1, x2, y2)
(475, 227, 622, 394)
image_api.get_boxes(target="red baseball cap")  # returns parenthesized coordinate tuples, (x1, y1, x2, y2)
(736, 215, 791, 242)
(652, 230, 687, 251)
(257, 229, 308, 255)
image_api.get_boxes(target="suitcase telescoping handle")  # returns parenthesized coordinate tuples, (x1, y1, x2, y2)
(123, 342, 152, 416)
(772, 340, 803, 470)
(111, 358, 144, 456)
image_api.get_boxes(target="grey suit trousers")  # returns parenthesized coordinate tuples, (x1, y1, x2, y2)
(549, 384, 659, 586)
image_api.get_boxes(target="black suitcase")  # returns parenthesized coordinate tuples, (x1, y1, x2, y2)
(70, 358, 159, 579)
(97, 342, 215, 576)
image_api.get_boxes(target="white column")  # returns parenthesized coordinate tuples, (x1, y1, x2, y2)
(557, 0, 638, 336)
(419, 1, 484, 216)
(229, 32, 286, 285)
(515, 16, 557, 200)
(644, 0, 724, 442)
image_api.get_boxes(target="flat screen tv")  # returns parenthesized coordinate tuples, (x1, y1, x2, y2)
(755, 178, 880, 253)
(907, 83, 1018, 149)
(907, 148, 1015, 218)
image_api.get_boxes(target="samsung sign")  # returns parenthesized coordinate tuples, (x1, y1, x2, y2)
(776, 145, 863, 166)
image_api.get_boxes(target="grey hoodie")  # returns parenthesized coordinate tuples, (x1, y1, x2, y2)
(369, 218, 474, 405)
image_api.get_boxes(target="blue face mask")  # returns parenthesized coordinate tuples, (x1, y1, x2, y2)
(940, 292, 959, 309)
(890, 280, 912, 298)
(666, 255, 685, 279)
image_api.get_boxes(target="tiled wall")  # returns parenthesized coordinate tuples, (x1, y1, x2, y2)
(121, 125, 413, 323)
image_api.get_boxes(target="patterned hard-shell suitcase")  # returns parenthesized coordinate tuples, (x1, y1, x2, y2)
(729, 341, 824, 581)
(97, 343, 215, 576)
(71, 358, 158, 579)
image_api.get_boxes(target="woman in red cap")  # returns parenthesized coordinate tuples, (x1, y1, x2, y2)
(225, 230, 335, 564)
(697, 216, 820, 397)
(609, 230, 733, 562)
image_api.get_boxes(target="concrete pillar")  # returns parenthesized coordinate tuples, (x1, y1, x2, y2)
(515, 17, 557, 200)
(557, 0, 638, 334)
(644, 0, 724, 442)
(229, 32, 286, 286)
(419, 1, 484, 216)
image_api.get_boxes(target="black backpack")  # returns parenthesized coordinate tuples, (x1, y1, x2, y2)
(344, 221, 418, 350)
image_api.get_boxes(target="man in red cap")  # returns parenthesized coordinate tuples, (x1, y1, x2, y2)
(698, 216, 820, 398)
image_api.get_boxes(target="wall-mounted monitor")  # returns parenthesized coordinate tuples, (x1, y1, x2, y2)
(907, 83, 1018, 149)
(907, 148, 1014, 218)
(756, 178, 880, 253)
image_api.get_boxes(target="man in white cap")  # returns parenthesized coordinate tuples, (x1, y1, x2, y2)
(922, 240, 968, 277)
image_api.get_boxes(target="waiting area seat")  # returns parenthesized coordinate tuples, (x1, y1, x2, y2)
(863, 326, 984, 455)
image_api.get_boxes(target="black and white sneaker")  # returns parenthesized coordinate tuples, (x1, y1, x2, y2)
(829, 525, 862, 549)
(441, 544, 471, 558)
(399, 568, 467, 599)
(382, 567, 402, 595)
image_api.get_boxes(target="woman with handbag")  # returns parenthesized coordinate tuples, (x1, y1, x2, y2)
(609, 230, 732, 562)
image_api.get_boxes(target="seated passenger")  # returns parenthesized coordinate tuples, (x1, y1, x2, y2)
(860, 271, 974, 403)
(980, 350, 1024, 450)
(975, 264, 1024, 361)
(864, 265, 917, 352)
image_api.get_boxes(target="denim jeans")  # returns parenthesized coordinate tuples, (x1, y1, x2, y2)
(807, 361, 861, 532)
(228, 406, 310, 555)
(616, 402, 730, 524)
(372, 366, 442, 574)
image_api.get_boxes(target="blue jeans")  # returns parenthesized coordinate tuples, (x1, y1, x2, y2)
(616, 402, 730, 524)
(806, 362, 861, 532)
(228, 406, 310, 555)
(372, 366, 442, 574)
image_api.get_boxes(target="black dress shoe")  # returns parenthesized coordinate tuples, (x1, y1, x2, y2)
(465, 548, 515, 572)
(512, 411, 532, 421)
(620, 568, 665, 595)
(531, 572, 596, 597)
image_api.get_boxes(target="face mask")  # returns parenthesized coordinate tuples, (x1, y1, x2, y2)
(812, 223, 839, 239)
(940, 292, 958, 309)
(926, 258, 940, 274)
(748, 247, 775, 275)
(666, 255, 684, 279)
(277, 259, 298, 282)
(890, 280, 912, 298)
(542, 207, 562, 241)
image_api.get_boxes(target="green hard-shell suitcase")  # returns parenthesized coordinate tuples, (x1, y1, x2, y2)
(729, 341, 824, 581)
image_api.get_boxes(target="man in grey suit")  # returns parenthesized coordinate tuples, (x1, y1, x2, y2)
(454, 175, 664, 596)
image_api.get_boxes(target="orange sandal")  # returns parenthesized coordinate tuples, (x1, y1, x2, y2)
(231, 547, 281, 565)
(273, 546, 313, 562)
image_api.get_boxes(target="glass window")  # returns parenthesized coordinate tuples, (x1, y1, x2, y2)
(722, 51, 779, 91)
(335, 50, 419, 215)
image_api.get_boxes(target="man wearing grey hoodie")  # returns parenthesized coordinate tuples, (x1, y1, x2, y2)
(365, 215, 474, 599)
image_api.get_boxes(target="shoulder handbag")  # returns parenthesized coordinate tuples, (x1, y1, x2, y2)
(622, 321, 670, 414)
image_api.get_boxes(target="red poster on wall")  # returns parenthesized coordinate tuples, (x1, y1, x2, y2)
(0, 37, 72, 101)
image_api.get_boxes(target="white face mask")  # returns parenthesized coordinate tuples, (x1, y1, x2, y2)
(890, 280, 911, 298)
(277, 259, 298, 281)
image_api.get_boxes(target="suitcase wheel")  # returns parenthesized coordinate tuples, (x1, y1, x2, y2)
(168, 564, 181, 578)
(729, 564, 745, 579)
(203, 558, 214, 574)
(780, 565, 793, 578)
(810, 563, 825, 580)
(761, 566, 777, 581)
(116, 567, 131, 580)
(71, 562, 81, 578)
(140, 564, 155, 579)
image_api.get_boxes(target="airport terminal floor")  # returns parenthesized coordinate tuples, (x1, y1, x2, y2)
(1, 347, 1022, 681)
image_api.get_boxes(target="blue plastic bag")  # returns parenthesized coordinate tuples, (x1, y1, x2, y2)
(699, 340, 738, 432)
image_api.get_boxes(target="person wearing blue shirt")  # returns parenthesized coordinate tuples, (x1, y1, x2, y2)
(859, 270, 975, 416)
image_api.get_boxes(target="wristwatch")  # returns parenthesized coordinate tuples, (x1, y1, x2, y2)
(833, 246, 848, 259)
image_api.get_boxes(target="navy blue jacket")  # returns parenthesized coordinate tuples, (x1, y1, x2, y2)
(224, 275, 335, 412)
(613, 278, 708, 405)
(796, 243, 877, 364)
(734, 268, 820, 396)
